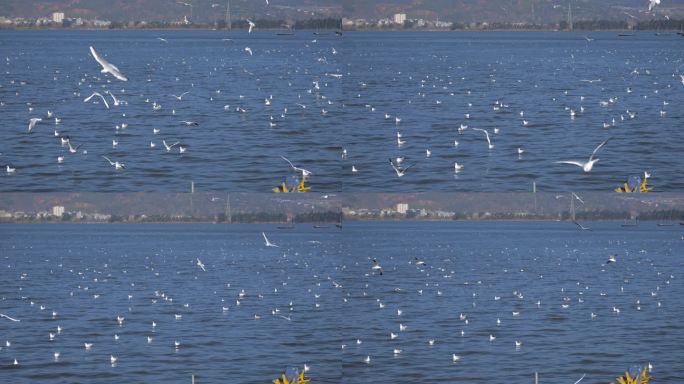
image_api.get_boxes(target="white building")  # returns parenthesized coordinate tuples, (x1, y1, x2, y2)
(393, 13, 407, 25)
(396, 203, 409, 215)
(52, 12, 65, 23)
(52, 206, 65, 217)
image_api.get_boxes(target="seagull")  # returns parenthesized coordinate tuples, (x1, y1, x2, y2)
(452, 354, 460, 362)
(606, 254, 617, 264)
(28, 117, 42, 133)
(454, 162, 464, 172)
(89, 46, 128, 81)
(67, 141, 81, 153)
(244, 47, 253, 56)
(163, 140, 179, 152)
(171, 92, 189, 101)
(371, 259, 383, 275)
(103, 156, 125, 169)
(6, 165, 16, 174)
(0, 313, 20, 322)
(648, 0, 660, 12)
(84, 343, 93, 350)
(281, 156, 312, 176)
(246, 19, 256, 34)
(196, 258, 206, 271)
(180, 121, 198, 126)
(389, 158, 415, 178)
(84, 92, 110, 109)
(472, 128, 494, 149)
(262, 232, 278, 247)
(105, 91, 121, 106)
(157, 37, 168, 43)
(414, 257, 426, 266)
(574, 221, 591, 231)
(555, 138, 610, 172)
(110, 355, 117, 365)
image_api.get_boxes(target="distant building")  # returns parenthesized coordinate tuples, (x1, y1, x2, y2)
(396, 203, 409, 214)
(52, 206, 65, 217)
(393, 13, 407, 25)
(52, 12, 65, 23)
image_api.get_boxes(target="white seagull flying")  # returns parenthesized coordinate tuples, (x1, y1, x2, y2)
(84, 92, 110, 109)
(555, 138, 610, 172)
(89, 46, 128, 81)
(262, 232, 279, 247)
(281, 156, 312, 176)
(246, 19, 256, 34)
(28, 117, 42, 133)
(648, 0, 661, 12)
(103, 156, 125, 170)
(389, 158, 415, 177)
(472, 128, 494, 149)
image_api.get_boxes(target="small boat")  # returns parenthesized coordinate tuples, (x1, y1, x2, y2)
(621, 218, 639, 227)
(618, 33, 635, 37)
(313, 225, 329, 229)
(277, 217, 295, 230)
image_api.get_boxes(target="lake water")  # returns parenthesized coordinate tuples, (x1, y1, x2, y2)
(1, 31, 683, 192)
(1, 222, 682, 382)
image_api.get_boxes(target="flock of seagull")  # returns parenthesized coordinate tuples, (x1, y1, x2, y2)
(2, 27, 682, 191)
(338, 33, 683, 190)
(340, 225, 672, 380)
(2, 19, 341, 188)
(0, 221, 679, 380)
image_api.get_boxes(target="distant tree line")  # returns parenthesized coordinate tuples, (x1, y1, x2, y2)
(439, 19, 684, 31)
(103, 18, 341, 30)
(634, 19, 684, 31)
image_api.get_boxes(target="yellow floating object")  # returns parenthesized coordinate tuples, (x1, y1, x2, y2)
(272, 368, 310, 384)
(615, 177, 652, 193)
(273, 176, 311, 193)
(611, 367, 651, 384)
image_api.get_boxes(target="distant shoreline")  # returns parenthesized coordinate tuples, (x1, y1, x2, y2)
(1, 219, 679, 225)
(0, 27, 682, 33)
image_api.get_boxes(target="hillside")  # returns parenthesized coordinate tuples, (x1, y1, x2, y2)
(343, 0, 684, 23)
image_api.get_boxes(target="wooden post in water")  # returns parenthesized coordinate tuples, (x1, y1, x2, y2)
(535, 372, 539, 384)
(191, 374, 195, 384)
